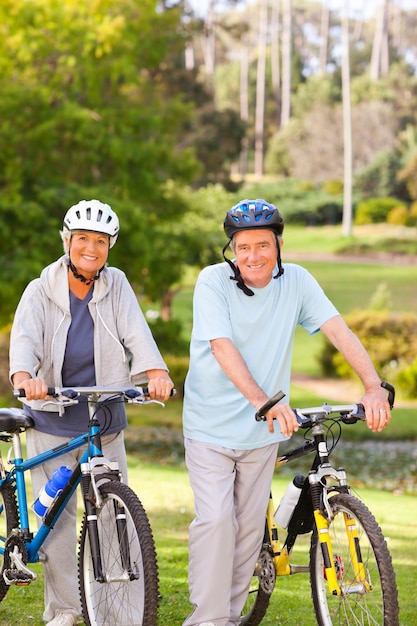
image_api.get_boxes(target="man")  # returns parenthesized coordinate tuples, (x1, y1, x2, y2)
(182, 198, 391, 626)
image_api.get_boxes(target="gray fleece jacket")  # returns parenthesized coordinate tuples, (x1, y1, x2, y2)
(9, 255, 168, 412)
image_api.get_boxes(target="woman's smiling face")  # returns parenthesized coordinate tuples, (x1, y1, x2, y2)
(69, 231, 110, 279)
(232, 229, 281, 289)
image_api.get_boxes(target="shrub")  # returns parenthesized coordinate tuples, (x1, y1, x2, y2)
(148, 318, 189, 356)
(318, 310, 417, 387)
(323, 180, 344, 195)
(406, 201, 417, 227)
(396, 358, 417, 399)
(387, 204, 409, 225)
(354, 197, 402, 225)
(164, 355, 189, 399)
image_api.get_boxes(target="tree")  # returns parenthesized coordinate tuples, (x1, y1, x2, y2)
(370, 0, 390, 81)
(254, 0, 268, 176)
(341, 2, 353, 236)
(0, 0, 202, 324)
(281, 0, 292, 127)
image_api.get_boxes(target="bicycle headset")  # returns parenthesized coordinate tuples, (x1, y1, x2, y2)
(223, 199, 285, 296)
(61, 199, 120, 285)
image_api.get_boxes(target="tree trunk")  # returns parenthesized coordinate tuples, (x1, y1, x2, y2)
(240, 29, 250, 177)
(319, 3, 330, 74)
(281, 0, 292, 127)
(201, 0, 216, 98)
(341, 4, 353, 237)
(184, 0, 195, 70)
(254, 0, 268, 177)
(370, 0, 390, 81)
(271, 0, 281, 127)
(160, 289, 174, 322)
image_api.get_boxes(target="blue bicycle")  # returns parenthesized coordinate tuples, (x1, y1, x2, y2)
(0, 385, 165, 626)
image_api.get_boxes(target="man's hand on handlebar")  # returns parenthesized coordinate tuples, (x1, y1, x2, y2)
(360, 386, 392, 433)
(263, 402, 299, 437)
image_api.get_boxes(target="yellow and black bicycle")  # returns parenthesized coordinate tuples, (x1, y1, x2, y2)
(241, 381, 399, 626)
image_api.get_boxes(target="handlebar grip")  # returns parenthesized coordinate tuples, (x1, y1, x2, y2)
(255, 390, 286, 421)
(140, 387, 176, 398)
(381, 381, 395, 409)
(13, 387, 56, 398)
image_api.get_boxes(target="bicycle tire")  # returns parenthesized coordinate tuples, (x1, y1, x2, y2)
(78, 480, 159, 626)
(240, 523, 274, 626)
(310, 492, 399, 626)
(0, 483, 20, 603)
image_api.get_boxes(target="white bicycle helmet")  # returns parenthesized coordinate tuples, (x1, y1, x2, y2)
(62, 199, 119, 248)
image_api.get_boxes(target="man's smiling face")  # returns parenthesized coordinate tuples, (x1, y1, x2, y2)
(232, 228, 281, 289)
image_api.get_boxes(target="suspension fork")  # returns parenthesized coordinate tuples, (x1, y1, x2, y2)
(80, 414, 106, 582)
(114, 498, 139, 580)
(343, 511, 370, 590)
(81, 471, 105, 583)
(310, 457, 367, 597)
(312, 506, 342, 595)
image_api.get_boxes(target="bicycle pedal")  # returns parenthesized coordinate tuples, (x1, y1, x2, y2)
(3, 569, 36, 586)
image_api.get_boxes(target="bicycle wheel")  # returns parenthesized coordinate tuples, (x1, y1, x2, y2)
(310, 492, 399, 626)
(0, 483, 20, 603)
(240, 523, 274, 626)
(79, 480, 159, 626)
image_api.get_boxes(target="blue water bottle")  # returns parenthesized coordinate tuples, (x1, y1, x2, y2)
(33, 465, 72, 518)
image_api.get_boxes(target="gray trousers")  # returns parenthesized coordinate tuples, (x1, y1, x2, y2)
(26, 428, 128, 622)
(183, 438, 279, 626)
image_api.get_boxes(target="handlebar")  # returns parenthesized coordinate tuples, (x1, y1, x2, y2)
(13, 386, 176, 401)
(255, 381, 395, 427)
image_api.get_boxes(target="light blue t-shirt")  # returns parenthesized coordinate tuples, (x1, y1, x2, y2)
(182, 262, 339, 449)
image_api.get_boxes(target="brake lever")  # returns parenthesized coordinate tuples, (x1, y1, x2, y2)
(40, 397, 78, 416)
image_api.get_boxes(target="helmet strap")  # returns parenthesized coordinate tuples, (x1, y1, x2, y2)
(273, 235, 285, 279)
(69, 259, 104, 286)
(222, 242, 255, 297)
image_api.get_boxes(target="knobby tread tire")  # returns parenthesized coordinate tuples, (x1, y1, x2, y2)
(78, 480, 159, 626)
(240, 584, 271, 626)
(0, 483, 20, 603)
(240, 523, 273, 626)
(310, 492, 399, 626)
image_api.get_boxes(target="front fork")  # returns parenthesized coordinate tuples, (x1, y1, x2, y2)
(310, 469, 368, 596)
(81, 459, 136, 583)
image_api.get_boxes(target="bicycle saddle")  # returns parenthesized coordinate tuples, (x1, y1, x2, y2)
(0, 408, 34, 433)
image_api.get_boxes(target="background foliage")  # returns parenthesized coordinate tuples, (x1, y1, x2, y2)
(1, 0, 417, 396)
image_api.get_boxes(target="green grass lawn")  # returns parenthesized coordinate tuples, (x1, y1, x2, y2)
(1, 462, 416, 626)
(1, 224, 416, 625)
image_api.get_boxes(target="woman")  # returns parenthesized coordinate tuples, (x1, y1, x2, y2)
(10, 199, 174, 626)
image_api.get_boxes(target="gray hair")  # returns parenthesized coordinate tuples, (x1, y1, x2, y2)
(60, 229, 72, 254)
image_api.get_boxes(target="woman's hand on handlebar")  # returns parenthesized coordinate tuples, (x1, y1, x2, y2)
(12, 374, 50, 401)
(264, 402, 299, 437)
(146, 370, 175, 402)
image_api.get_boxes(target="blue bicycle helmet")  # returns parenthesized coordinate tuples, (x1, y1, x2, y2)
(224, 199, 284, 239)
(223, 199, 285, 296)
